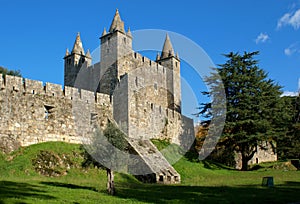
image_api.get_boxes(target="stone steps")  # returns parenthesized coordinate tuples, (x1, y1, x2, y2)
(127, 138, 180, 184)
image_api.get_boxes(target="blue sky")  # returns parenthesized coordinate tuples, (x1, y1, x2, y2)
(0, 0, 300, 120)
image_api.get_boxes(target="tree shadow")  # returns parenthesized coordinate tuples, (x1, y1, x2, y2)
(202, 160, 236, 170)
(40, 181, 97, 192)
(0, 180, 55, 202)
(115, 182, 300, 204)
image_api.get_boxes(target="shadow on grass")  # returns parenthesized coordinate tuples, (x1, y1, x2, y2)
(0, 180, 55, 202)
(115, 178, 300, 204)
(40, 181, 97, 192)
(202, 160, 235, 171)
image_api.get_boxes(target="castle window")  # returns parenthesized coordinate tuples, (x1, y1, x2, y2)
(176, 62, 178, 67)
(108, 37, 111, 42)
(44, 105, 55, 120)
(90, 113, 98, 125)
(135, 77, 138, 86)
(154, 83, 157, 90)
(123, 37, 126, 44)
(151, 103, 153, 110)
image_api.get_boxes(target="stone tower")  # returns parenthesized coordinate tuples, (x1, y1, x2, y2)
(98, 9, 133, 95)
(64, 33, 92, 87)
(156, 34, 181, 113)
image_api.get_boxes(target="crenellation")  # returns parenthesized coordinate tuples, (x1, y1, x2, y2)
(96, 92, 110, 105)
(5, 75, 23, 92)
(45, 82, 63, 97)
(24, 79, 44, 94)
(64, 86, 80, 100)
(80, 89, 95, 104)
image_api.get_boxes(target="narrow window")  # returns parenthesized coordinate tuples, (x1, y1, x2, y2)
(44, 105, 54, 120)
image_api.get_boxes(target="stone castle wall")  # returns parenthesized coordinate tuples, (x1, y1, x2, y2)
(0, 74, 111, 152)
(112, 53, 194, 147)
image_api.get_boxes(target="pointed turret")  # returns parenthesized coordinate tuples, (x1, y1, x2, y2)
(86, 49, 92, 59)
(102, 28, 107, 36)
(176, 52, 179, 60)
(161, 34, 175, 59)
(109, 9, 125, 33)
(65, 48, 70, 58)
(156, 52, 161, 61)
(127, 27, 132, 38)
(72, 32, 85, 55)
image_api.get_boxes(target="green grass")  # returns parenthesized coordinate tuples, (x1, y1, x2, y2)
(0, 142, 300, 203)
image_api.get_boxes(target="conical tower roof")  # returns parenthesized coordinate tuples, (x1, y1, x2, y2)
(109, 9, 125, 33)
(86, 49, 92, 59)
(102, 27, 107, 36)
(71, 32, 85, 55)
(127, 27, 132, 38)
(161, 34, 175, 59)
(65, 48, 70, 57)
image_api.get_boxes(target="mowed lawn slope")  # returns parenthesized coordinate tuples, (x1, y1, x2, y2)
(0, 142, 299, 204)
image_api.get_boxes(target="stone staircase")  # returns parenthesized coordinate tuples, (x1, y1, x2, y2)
(127, 138, 180, 184)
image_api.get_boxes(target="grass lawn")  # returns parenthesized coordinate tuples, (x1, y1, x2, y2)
(0, 142, 299, 203)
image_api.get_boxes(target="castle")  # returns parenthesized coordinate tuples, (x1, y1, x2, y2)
(0, 10, 195, 184)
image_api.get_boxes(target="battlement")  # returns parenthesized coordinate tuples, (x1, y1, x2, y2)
(132, 52, 167, 75)
(0, 74, 110, 105)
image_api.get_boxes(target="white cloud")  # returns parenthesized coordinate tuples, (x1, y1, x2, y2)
(277, 9, 300, 30)
(281, 91, 299, 97)
(255, 33, 270, 44)
(284, 42, 300, 56)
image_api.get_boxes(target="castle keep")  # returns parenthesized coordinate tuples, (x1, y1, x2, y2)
(0, 10, 195, 183)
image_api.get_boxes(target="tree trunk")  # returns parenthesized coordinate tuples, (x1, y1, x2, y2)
(241, 152, 249, 171)
(106, 169, 115, 195)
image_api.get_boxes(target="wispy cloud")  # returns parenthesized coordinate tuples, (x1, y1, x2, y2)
(277, 9, 300, 29)
(255, 33, 270, 44)
(284, 42, 300, 56)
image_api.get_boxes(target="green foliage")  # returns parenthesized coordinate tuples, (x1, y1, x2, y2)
(104, 122, 128, 151)
(0, 66, 21, 77)
(277, 95, 300, 159)
(200, 51, 286, 170)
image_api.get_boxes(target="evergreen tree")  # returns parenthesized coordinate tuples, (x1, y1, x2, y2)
(200, 51, 286, 170)
(277, 95, 300, 159)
